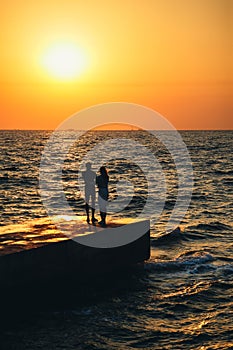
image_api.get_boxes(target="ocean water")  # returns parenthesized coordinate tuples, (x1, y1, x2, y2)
(0, 130, 233, 349)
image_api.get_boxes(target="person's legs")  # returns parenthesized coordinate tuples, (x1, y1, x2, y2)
(102, 211, 107, 225)
(98, 191, 107, 226)
(85, 203, 90, 223)
(85, 191, 91, 223)
(90, 191, 98, 224)
(91, 208, 98, 223)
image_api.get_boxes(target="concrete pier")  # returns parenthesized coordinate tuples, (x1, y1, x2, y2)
(0, 217, 150, 292)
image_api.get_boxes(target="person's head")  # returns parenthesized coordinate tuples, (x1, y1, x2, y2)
(86, 162, 92, 170)
(100, 166, 108, 177)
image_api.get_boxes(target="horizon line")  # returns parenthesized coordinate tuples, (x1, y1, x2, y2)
(0, 128, 232, 131)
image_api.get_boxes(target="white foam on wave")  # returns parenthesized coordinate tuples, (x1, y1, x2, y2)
(144, 251, 214, 273)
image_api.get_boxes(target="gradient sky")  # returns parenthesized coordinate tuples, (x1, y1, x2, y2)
(1, 0, 232, 130)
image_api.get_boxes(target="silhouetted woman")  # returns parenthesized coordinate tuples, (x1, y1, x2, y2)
(96, 166, 109, 226)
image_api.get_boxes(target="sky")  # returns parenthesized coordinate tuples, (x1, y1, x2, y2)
(0, 0, 232, 130)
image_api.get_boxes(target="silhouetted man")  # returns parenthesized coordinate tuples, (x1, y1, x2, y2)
(82, 162, 98, 224)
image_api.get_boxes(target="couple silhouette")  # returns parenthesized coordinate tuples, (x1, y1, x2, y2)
(82, 162, 109, 227)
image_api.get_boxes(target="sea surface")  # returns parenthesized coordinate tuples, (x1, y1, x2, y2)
(0, 130, 233, 349)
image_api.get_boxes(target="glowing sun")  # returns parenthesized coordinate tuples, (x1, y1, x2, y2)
(42, 43, 87, 79)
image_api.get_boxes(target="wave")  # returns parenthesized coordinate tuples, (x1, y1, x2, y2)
(215, 263, 233, 278)
(152, 227, 184, 246)
(214, 169, 233, 176)
(151, 220, 232, 246)
(186, 222, 232, 232)
(145, 251, 214, 273)
(163, 199, 176, 210)
(154, 280, 212, 301)
(191, 194, 207, 201)
(222, 179, 233, 186)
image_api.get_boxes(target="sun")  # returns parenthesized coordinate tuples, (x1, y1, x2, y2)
(42, 43, 87, 80)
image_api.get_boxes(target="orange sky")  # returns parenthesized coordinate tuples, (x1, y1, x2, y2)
(1, 0, 232, 130)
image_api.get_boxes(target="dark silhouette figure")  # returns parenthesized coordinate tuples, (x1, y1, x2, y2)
(96, 166, 109, 227)
(82, 162, 98, 224)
